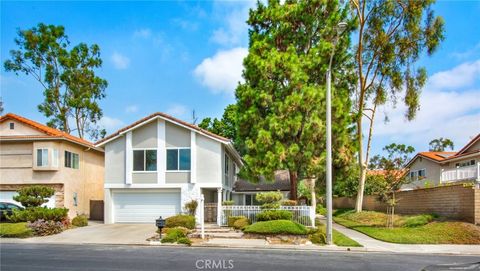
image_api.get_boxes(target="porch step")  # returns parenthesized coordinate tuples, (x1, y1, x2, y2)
(195, 228, 232, 233)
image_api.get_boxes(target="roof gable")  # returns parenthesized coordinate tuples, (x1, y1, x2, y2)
(456, 134, 480, 155)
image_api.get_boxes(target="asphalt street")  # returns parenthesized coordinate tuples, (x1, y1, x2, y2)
(1, 243, 479, 271)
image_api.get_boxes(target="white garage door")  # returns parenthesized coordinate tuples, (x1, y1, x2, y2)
(0, 191, 55, 208)
(113, 191, 180, 223)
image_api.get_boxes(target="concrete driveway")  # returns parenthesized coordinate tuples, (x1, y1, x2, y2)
(7, 222, 156, 245)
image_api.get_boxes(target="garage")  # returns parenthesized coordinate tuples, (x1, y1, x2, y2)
(112, 190, 181, 223)
(0, 191, 55, 208)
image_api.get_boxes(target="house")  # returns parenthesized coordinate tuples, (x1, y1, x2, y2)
(403, 133, 480, 189)
(95, 112, 242, 224)
(232, 170, 291, 205)
(0, 113, 104, 219)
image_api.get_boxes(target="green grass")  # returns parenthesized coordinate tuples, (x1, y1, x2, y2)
(309, 223, 362, 247)
(333, 210, 480, 244)
(244, 220, 308, 235)
(0, 222, 32, 238)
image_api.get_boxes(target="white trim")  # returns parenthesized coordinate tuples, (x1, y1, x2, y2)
(105, 183, 185, 189)
(132, 171, 158, 173)
(125, 132, 133, 185)
(157, 119, 166, 184)
(132, 147, 157, 150)
(166, 170, 191, 173)
(132, 149, 158, 172)
(190, 131, 197, 184)
(166, 147, 191, 171)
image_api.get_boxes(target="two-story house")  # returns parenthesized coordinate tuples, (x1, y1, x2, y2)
(403, 133, 480, 189)
(95, 112, 242, 224)
(0, 113, 104, 219)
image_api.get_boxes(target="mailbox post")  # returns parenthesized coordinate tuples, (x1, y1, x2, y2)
(156, 216, 166, 238)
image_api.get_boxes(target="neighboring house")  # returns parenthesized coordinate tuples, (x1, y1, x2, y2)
(232, 170, 291, 205)
(95, 112, 242, 224)
(403, 133, 480, 190)
(0, 113, 104, 219)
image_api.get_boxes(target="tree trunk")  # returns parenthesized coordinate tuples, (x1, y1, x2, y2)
(289, 171, 298, 200)
(355, 116, 366, 212)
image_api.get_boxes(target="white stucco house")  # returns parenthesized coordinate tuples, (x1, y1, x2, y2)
(95, 112, 242, 224)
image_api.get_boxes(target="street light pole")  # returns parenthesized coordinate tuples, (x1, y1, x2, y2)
(326, 22, 347, 245)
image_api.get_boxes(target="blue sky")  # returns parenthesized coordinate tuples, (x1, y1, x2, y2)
(1, 1, 479, 156)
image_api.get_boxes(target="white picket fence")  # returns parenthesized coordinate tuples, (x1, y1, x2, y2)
(220, 205, 315, 227)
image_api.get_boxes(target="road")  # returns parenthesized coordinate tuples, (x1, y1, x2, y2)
(1, 243, 479, 271)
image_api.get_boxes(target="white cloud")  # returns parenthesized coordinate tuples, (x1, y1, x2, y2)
(111, 52, 130, 70)
(125, 105, 138, 113)
(133, 28, 152, 39)
(210, 1, 255, 46)
(166, 104, 189, 119)
(99, 116, 125, 132)
(194, 47, 248, 94)
(427, 60, 480, 91)
(368, 59, 480, 152)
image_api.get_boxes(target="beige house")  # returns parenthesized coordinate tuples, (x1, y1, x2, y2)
(0, 113, 104, 219)
(403, 133, 480, 190)
(95, 112, 242, 224)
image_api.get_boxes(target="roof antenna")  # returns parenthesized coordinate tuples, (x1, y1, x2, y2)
(192, 110, 198, 125)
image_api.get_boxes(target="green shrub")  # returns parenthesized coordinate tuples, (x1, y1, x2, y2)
(72, 215, 88, 227)
(256, 210, 292, 221)
(222, 200, 234, 206)
(161, 235, 176, 243)
(227, 216, 246, 227)
(0, 223, 33, 238)
(8, 207, 68, 223)
(177, 237, 192, 246)
(165, 215, 196, 229)
(309, 231, 326, 244)
(13, 185, 55, 208)
(233, 217, 250, 230)
(184, 200, 198, 216)
(163, 227, 187, 240)
(316, 205, 327, 215)
(162, 226, 189, 236)
(27, 219, 64, 236)
(403, 214, 437, 227)
(256, 192, 283, 205)
(281, 200, 297, 206)
(244, 220, 307, 235)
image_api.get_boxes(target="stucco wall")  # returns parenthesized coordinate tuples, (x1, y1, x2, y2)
(196, 134, 221, 183)
(333, 184, 480, 224)
(132, 121, 157, 148)
(404, 158, 442, 189)
(165, 122, 190, 147)
(0, 119, 44, 136)
(104, 136, 125, 184)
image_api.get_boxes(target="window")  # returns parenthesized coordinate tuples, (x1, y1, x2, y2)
(52, 149, 59, 167)
(9, 122, 14, 130)
(73, 192, 78, 207)
(245, 194, 260, 206)
(133, 150, 157, 171)
(166, 148, 190, 171)
(456, 160, 476, 168)
(37, 149, 48, 167)
(65, 151, 79, 169)
(224, 154, 229, 175)
(418, 169, 426, 179)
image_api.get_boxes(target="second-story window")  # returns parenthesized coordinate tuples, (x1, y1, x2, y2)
(167, 148, 190, 171)
(65, 151, 79, 169)
(133, 149, 157, 171)
(36, 149, 48, 167)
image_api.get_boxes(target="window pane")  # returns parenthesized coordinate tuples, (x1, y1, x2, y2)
(179, 149, 191, 170)
(37, 149, 43, 166)
(52, 149, 58, 167)
(73, 153, 79, 169)
(167, 149, 178, 170)
(65, 151, 71, 168)
(133, 150, 145, 171)
(245, 195, 251, 206)
(145, 150, 157, 171)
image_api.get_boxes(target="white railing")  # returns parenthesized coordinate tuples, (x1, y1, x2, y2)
(220, 205, 315, 227)
(441, 164, 479, 183)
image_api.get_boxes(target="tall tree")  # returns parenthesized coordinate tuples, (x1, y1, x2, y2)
(429, 137, 454, 151)
(236, 0, 356, 200)
(351, 0, 445, 212)
(4, 23, 107, 140)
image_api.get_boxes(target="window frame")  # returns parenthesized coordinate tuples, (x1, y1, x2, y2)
(9, 122, 14, 130)
(64, 150, 80, 169)
(166, 147, 191, 172)
(52, 149, 59, 167)
(132, 148, 157, 173)
(36, 148, 49, 167)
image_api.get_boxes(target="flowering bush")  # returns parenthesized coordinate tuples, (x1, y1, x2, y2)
(27, 219, 64, 236)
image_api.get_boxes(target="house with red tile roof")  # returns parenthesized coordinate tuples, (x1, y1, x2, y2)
(0, 113, 105, 219)
(403, 133, 480, 190)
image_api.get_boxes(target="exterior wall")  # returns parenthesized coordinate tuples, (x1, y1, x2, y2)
(165, 122, 190, 147)
(104, 136, 125, 183)
(166, 172, 190, 183)
(442, 155, 479, 170)
(196, 134, 222, 184)
(333, 184, 480, 224)
(465, 140, 480, 153)
(0, 119, 44, 136)
(0, 140, 104, 218)
(132, 173, 157, 183)
(403, 157, 442, 189)
(132, 121, 157, 148)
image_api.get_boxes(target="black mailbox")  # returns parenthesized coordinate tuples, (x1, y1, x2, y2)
(156, 216, 166, 238)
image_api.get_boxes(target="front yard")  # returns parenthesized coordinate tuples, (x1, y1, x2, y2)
(0, 223, 32, 238)
(333, 209, 480, 244)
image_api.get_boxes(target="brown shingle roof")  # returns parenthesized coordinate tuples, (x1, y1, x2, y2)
(234, 170, 291, 192)
(0, 113, 94, 147)
(95, 112, 230, 146)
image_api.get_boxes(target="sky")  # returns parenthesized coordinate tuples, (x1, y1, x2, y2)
(1, 0, 479, 157)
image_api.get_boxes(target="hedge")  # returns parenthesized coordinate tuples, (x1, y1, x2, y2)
(244, 220, 307, 235)
(165, 215, 196, 229)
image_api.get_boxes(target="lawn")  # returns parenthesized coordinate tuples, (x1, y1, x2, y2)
(333, 209, 480, 244)
(311, 222, 362, 247)
(0, 222, 32, 238)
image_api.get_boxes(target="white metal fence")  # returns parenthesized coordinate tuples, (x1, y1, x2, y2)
(220, 205, 315, 227)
